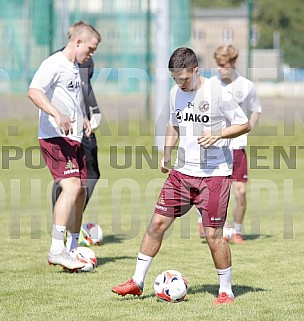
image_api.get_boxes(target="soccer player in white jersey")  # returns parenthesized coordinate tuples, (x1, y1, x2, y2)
(28, 21, 101, 271)
(112, 47, 251, 304)
(51, 22, 102, 251)
(200, 45, 261, 244)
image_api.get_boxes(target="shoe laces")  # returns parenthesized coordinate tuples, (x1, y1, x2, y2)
(61, 249, 77, 262)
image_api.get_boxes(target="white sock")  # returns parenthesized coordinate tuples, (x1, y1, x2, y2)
(233, 223, 242, 234)
(65, 232, 72, 252)
(217, 267, 234, 297)
(68, 233, 80, 252)
(50, 225, 66, 255)
(132, 252, 153, 289)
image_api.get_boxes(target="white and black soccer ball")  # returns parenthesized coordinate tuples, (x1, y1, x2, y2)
(70, 246, 97, 272)
(79, 223, 103, 246)
(154, 270, 189, 303)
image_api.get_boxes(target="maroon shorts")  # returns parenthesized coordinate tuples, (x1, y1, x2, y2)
(230, 149, 248, 183)
(39, 137, 87, 184)
(155, 169, 231, 227)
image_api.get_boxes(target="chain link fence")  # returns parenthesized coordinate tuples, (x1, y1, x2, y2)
(0, 0, 191, 94)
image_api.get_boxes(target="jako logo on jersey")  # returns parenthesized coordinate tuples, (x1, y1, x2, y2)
(176, 109, 210, 123)
(66, 79, 80, 91)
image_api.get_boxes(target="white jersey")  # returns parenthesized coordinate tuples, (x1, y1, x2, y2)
(29, 51, 84, 142)
(169, 77, 248, 177)
(211, 74, 261, 149)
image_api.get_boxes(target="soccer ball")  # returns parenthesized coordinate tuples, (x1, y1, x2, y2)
(154, 270, 189, 303)
(70, 246, 97, 272)
(223, 224, 234, 242)
(79, 223, 103, 246)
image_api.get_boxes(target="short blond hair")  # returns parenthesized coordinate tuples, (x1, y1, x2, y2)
(68, 21, 101, 43)
(213, 44, 238, 63)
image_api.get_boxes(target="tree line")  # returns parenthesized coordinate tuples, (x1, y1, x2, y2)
(191, 0, 304, 68)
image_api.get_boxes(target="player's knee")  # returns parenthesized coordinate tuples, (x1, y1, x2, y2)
(208, 236, 227, 254)
(238, 187, 246, 198)
(61, 178, 83, 197)
(234, 182, 246, 198)
(205, 227, 223, 245)
(70, 184, 82, 199)
(150, 214, 172, 233)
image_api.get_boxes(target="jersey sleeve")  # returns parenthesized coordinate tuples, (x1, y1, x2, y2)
(29, 58, 59, 93)
(221, 93, 249, 125)
(168, 86, 179, 126)
(248, 86, 262, 113)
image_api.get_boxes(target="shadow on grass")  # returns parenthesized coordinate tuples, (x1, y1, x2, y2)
(112, 291, 197, 302)
(188, 283, 268, 298)
(113, 292, 156, 301)
(110, 284, 267, 302)
(102, 234, 127, 244)
(244, 234, 271, 241)
(97, 255, 135, 266)
(200, 233, 272, 244)
(59, 255, 136, 274)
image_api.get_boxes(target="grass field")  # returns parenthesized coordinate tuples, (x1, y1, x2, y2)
(0, 119, 303, 321)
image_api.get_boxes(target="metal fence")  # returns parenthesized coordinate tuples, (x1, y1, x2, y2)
(0, 0, 191, 94)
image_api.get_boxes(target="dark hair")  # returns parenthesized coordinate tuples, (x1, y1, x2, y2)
(168, 47, 198, 72)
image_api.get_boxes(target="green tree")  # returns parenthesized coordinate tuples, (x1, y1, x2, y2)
(255, 0, 304, 68)
(192, 0, 304, 68)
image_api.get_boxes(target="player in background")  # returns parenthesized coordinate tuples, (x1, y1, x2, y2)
(112, 47, 251, 304)
(198, 44, 262, 243)
(52, 21, 102, 251)
(28, 21, 101, 270)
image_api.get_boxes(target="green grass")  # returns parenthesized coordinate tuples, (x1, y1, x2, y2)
(0, 119, 304, 321)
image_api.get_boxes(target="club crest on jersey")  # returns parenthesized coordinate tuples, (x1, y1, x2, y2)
(236, 91, 243, 99)
(66, 79, 80, 91)
(198, 100, 209, 112)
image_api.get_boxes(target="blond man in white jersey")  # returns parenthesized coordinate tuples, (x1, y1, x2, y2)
(198, 45, 261, 243)
(28, 21, 101, 271)
(112, 47, 251, 305)
(214, 45, 261, 243)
